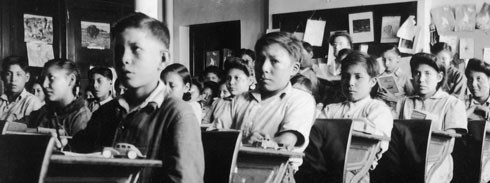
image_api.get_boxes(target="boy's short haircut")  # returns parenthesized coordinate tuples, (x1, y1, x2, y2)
(238, 49, 256, 61)
(204, 66, 223, 80)
(224, 57, 251, 77)
(410, 52, 446, 89)
(88, 67, 113, 80)
(302, 42, 313, 54)
(202, 81, 220, 99)
(341, 51, 379, 78)
(290, 74, 312, 92)
(2, 55, 29, 73)
(111, 12, 170, 49)
(254, 32, 304, 63)
(328, 31, 353, 48)
(337, 48, 354, 62)
(43, 58, 81, 95)
(382, 44, 401, 56)
(430, 42, 452, 54)
(466, 58, 490, 77)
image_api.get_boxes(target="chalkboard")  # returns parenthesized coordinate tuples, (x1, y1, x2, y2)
(272, 2, 417, 59)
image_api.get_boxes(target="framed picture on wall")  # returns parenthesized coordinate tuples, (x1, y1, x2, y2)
(81, 21, 111, 50)
(206, 50, 220, 67)
(349, 12, 374, 43)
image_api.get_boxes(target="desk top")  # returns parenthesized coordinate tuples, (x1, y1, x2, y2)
(352, 131, 390, 141)
(431, 130, 462, 138)
(239, 146, 304, 158)
(50, 155, 162, 168)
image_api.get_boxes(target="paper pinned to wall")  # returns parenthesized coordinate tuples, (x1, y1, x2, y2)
(303, 19, 326, 46)
(459, 38, 474, 59)
(397, 15, 417, 40)
(454, 4, 476, 32)
(431, 6, 456, 32)
(24, 14, 53, 44)
(380, 16, 401, 43)
(359, 44, 369, 54)
(483, 48, 490, 63)
(26, 43, 54, 67)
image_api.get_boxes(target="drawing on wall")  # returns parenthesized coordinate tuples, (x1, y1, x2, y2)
(380, 16, 401, 43)
(303, 19, 326, 46)
(349, 12, 374, 43)
(24, 14, 53, 44)
(477, 3, 490, 31)
(26, 43, 54, 67)
(206, 50, 220, 67)
(454, 4, 476, 32)
(81, 21, 111, 50)
(431, 6, 456, 32)
(459, 38, 474, 59)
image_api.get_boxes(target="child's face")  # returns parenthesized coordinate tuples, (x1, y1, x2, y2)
(341, 63, 376, 102)
(412, 64, 443, 97)
(382, 50, 401, 72)
(436, 51, 452, 66)
(332, 36, 351, 57)
(43, 66, 75, 102)
(89, 73, 112, 100)
(467, 70, 490, 100)
(205, 73, 220, 83)
(3, 64, 29, 94)
(219, 83, 231, 98)
(226, 68, 251, 96)
(163, 72, 189, 99)
(256, 43, 299, 93)
(199, 87, 214, 105)
(114, 28, 167, 91)
(32, 83, 45, 102)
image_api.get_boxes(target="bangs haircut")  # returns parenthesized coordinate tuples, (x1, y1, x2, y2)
(254, 32, 304, 63)
(2, 55, 29, 73)
(382, 45, 401, 56)
(111, 12, 170, 49)
(329, 31, 353, 48)
(410, 52, 446, 89)
(43, 58, 81, 95)
(224, 57, 252, 77)
(341, 51, 379, 78)
(89, 67, 113, 80)
(466, 58, 490, 77)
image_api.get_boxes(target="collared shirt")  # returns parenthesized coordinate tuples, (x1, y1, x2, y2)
(443, 66, 468, 101)
(396, 90, 468, 132)
(214, 83, 316, 149)
(300, 68, 320, 101)
(204, 97, 232, 125)
(188, 101, 202, 123)
(465, 95, 490, 120)
(87, 96, 114, 112)
(0, 89, 42, 122)
(318, 97, 393, 153)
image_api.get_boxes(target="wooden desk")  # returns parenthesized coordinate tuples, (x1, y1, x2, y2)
(233, 146, 303, 183)
(46, 155, 162, 183)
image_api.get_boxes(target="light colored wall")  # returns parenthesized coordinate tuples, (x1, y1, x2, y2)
(172, 0, 266, 68)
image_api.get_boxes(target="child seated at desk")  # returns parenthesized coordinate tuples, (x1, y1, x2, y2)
(87, 67, 114, 112)
(296, 51, 393, 183)
(0, 56, 42, 122)
(396, 53, 467, 182)
(29, 58, 91, 137)
(464, 58, 490, 121)
(71, 13, 204, 183)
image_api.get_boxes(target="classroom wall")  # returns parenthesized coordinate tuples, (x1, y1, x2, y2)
(172, 0, 267, 68)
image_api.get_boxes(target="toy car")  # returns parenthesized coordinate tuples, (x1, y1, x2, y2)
(102, 143, 146, 159)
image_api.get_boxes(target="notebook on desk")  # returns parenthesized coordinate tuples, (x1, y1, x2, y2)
(0, 121, 28, 135)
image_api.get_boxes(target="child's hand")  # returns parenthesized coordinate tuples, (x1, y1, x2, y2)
(246, 131, 270, 144)
(377, 87, 397, 102)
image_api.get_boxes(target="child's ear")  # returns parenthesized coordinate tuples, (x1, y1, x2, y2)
(437, 71, 444, 83)
(68, 73, 77, 88)
(291, 61, 300, 75)
(158, 51, 170, 70)
(185, 83, 191, 91)
(369, 77, 377, 88)
(25, 72, 30, 82)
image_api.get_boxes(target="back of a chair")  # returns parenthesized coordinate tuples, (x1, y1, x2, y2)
(452, 120, 486, 183)
(201, 130, 241, 183)
(0, 134, 55, 183)
(372, 119, 432, 183)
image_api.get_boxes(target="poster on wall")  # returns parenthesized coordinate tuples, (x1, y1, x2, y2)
(431, 6, 456, 32)
(477, 3, 490, 31)
(81, 21, 111, 50)
(397, 16, 417, 40)
(304, 19, 326, 46)
(459, 38, 474, 59)
(380, 16, 401, 43)
(206, 50, 220, 67)
(26, 43, 54, 67)
(349, 12, 374, 43)
(23, 14, 53, 44)
(454, 4, 476, 32)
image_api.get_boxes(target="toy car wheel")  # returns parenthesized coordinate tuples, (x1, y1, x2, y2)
(102, 149, 113, 158)
(127, 150, 138, 159)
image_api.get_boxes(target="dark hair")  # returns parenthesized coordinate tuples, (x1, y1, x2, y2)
(410, 53, 446, 89)
(302, 42, 313, 54)
(111, 12, 170, 49)
(88, 67, 113, 80)
(337, 48, 354, 62)
(202, 81, 220, 99)
(192, 78, 203, 92)
(341, 51, 379, 78)
(204, 66, 223, 80)
(224, 57, 252, 77)
(2, 55, 29, 73)
(382, 45, 401, 56)
(238, 49, 256, 61)
(43, 58, 81, 95)
(466, 58, 490, 77)
(254, 32, 304, 63)
(430, 42, 452, 54)
(162, 63, 191, 85)
(290, 74, 312, 92)
(329, 32, 353, 48)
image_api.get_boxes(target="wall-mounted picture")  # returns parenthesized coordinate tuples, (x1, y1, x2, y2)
(206, 50, 220, 67)
(455, 4, 476, 32)
(81, 21, 110, 50)
(380, 16, 401, 43)
(24, 14, 53, 44)
(398, 38, 414, 54)
(349, 12, 374, 43)
(26, 42, 54, 67)
(431, 6, 456, 32)
(477, 3, 490, 31)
